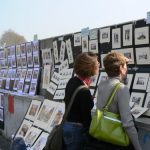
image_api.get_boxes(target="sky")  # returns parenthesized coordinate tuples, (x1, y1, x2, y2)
(0, 0, 150, 42)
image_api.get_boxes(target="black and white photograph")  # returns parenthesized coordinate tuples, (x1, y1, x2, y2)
(124, 74, 134, 89)
(90, 29, 98, 40)
(123, 24, 133, 46)
(33, 54, 40, 67)
(112, 28, 121, 49)
(135, 47, 150, 65)
(57, 78, 69, 89)
(143, 93, 150, 116)
(25, 69, 33, 82)
(26, 42, 33, 55)
(51, 72, 61, 85)
(47, 81, 57, 95)
(132, 73, 149, 90)
(53, 40, 59, 63)
(25, 100, 41, 121)
(16, 45, 21, 56)
(131, 106, 148, 119)
(15, 119, 33, 138)
(89, 39, 98, 53)
(59, 68, 73, 79)
(82, 36, 88, 52)
(74, 33, 81, 46)
(135, 26, 149, 45)
(20, 69, 27, 79)
(32, 40, 39, 54)
(99, 27, 110, 43)
(59, 59, 69, 73)
(21, 56, 27, 68)
(66, 39, 74, 64)
(17, 80, 24, 93)
(13, 78, 20, 91)
(5, 78, 10, 90)
(24, 126, 42, 146)
(129, 92, 145, 108)
(59, 41, 65, 63)
(42, 48, 52, 65)
(20, 43, 26, 56)
(29, 81, 37, 95)
(0, 93, 4, 108)
(100, 53, 107, 69)
(31, 132, 49, 150)
(53, 89, 65, 100)
(17, 56, 22, 68)
(34, 99, 58, 130)
(27, 55, 33, 67)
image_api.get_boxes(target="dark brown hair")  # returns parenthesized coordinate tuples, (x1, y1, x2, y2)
(103, 51, 127, 77)
(74, 52, 98, 77)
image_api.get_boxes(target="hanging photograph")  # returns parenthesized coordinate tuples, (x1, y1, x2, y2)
(25, 69, 33, 82)
(31, 132, 49, 150)
(20, 69, 27, 79)
(32, 68, 40, 81)
(129, 92, 145, 108)
(23, 83, 30, 93)
(13, 78, 20, 91)
(74, 33, 81, 46)
(135, 47, 150, 65)
(17, 80, 24, 93)
(17, 56, 22, 68)
(33, 54, 40, 67)
(100, 53, 107, 69)
(123, 24, 133, 46)
(124, 74, 134, 89)
(135, 26, 149, 45)
(24, 126, 42, 146)
(47, 81, 57, 95)
(5, 78, 10, 90)
(59, 41, 65, 63)
(59, 68, 73, 79)
(131, 106, 148, 119)
(59, 59, 69, 73)
(10, 45, 16, 56)
(42, 65, 51, 89)
(89, 39, 98, 53)
(46, 103, 65, 132)
(132, 73, 149, 90)
(90, 28, 98, 40)
(100, 27, 110, 43)
(42, 48, 52, 65)
(51, 72, 61, 85)
(15, 119, 33, 138)
(25, 100, 42, 121)
(58, 78, 69, 89)
(32, 40, 39, 55)
(16, 45, 21, 56)
(29, 81, 37, 95)
(21, 56, 27, 68)
(27, 55, 33, 67)
(26, 42, 33, 55)
(53, 89, 65, 100)
(82, 36, 89, 52)
(53, 40, 59, 63)
(34, 99, 58, 130)
(20, 43, 26, 56)
(66, 39, 73, 64)
(0, 108, 4, 121)
(112, 28, 121, 49)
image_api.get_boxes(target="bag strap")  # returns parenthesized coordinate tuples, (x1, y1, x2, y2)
(103, 82, 121, 111)
(62, 85, 87, 124)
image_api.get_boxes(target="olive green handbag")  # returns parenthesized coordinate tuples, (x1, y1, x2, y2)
(89, 83, 130, 146)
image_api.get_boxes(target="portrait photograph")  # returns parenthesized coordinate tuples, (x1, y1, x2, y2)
(112, 28, 121, 49)
(82, 36, 89, 52)
(129, 92, 145, 108)
(99, 27, 110, 43)
(34, 99, 58, 130)
(131, 106, 148, 119)
(47, 81, 57, 95)
(25, 100, 41, 121)
(31, 132, 49, 150)
(135, 26, 149, 45)
(123, 24, 133, 46)
(135, 47, 150, 65)
(24, 126, 42, 146)
(89, 39, 98, 53)
(74, 33, 81, 46)
(132, 73, 149, 90)
(15, 119, 33, 138)
(90, 28, 98, 40)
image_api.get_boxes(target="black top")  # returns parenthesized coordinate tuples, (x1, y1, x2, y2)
(64, 76, 94, 128)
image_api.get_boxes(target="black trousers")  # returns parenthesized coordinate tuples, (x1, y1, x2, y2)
(84, 135, 135, 150)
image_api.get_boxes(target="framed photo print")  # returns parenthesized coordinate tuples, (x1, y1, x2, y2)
(20, 43, 26, 56)
(25, 100, 41, 121)
(32, 68, 40, 81)
(10, 45, 16, 56)
(99, 27, 110, 43)
(15, 119, 33, 138)
(90, 74, 99, 87)
(20, 69, 27, 79)
(82, 36, 89, 52)
(132, 73, 149, 90)
(17, 56, 22, 68)
(26, 42, 32, 55)
(29, 81, 37, 95)
(124, 74, 134, 89)
(34, 99, 58, 130)
(89, 39, 98, 53)
(21, 56, 27, 68)
(90, 28, 98, 40)
(5, 78, 10, 90)
(53, 89, 65, 100)
(112, 28, 121, 49)
(74, 33, 81, 46)
(123, 24, 133, 46)
(33, 54, 40, 67)
(0, 93, 4, 108)
(31, 132, 49, 150)
(58, 78, 69, 89)
(24, 126, 42, 146)
(131, 106, 148, 119)
(42, 48, 52, 65)
(27, 55, 33, 67)
(129, 92, 145, 108)
(135, 47, 150, 65)
(59, 59, 69, 73)
(32, 40, 39, 54)
(16, 45, 21, 56)
(47, 81, 57, 95)
(66, 39, 74, 64)
(135, 26, 149, 45)
(13, 78, 20, 91)
(23, 83, 30, 93)
(25, 69, 33, 82)
(12, 56, 17, 68)
(59, 68, 73, 79)
(51, 72, 61, 85)
(53, 40, 59, 63)
(17, 80, 24, 93)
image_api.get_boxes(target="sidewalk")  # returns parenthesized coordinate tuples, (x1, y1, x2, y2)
(0, 134, 11, 150)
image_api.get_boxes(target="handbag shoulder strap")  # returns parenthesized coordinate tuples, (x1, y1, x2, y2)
(62, 85, 87, 123)
(103, 82, 121, 111)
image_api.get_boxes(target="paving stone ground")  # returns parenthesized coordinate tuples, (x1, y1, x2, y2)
(0, 134, 11, 150)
